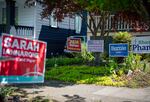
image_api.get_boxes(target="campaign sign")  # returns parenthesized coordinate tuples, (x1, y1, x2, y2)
(87, 40, 104, 52)
(0, 34, 47, 84)
(109, 44, 128, 57)
(131, 36, 150, 53)
(67, 38, 81, 52)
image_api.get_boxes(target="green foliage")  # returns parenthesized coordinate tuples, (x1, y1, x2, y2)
(67, 43, 94, 63)
(80, 43, 95, 62)
(124, 53, 142, 71)
(46, 57, 83, 67)
(45, 65, 126, 86)
(113, 32, 132, 43)
(0, 87, 17, 97)
(112, 32, 132, 65)
(107, 59, 118, 71)
(141, 54, 150, 62)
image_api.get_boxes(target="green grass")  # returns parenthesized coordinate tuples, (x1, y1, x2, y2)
(45, 57, 150, 87)
(45, 65, 126, 87)
(46, 57, 83, 67)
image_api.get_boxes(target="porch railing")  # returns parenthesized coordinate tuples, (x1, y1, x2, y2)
(87, 15, 150, 32)
(15, 25, 34, 37)
(0, 24, 34, 37)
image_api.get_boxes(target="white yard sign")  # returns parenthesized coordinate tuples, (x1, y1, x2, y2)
(131, 36, 150, 53)
(87, 40, 104, 52)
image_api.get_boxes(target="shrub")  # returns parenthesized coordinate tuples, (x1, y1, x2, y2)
(46, 57, 83, 67)
(112, 32, 132, 64)
(0, 87, 17, 101)
(80, 43, 95, 62)
(141, 54, 150, 62)
(113, 32, 132, 43)
(67, 43, 94, 63)
(124, 53, 142, 71)
(106, 59, 118, 73)
(45, 65, 126, 87)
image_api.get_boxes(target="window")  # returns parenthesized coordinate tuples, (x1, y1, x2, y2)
(50, 13, 58, 28)
(75, 15, 82, 34)
(2, 8, 6, 24)
(2, 7, 18, 25)
(15, 7, 18, 25)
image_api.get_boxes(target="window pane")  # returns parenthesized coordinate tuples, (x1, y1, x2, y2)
(2, 8, 6, 24)
(75, 15, 82, 34)
(50, 14, 58, 28)
(15, 7, 18, 25)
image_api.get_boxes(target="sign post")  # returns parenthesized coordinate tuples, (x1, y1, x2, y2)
(109, 44, 128, 57)
(87, 40, 104, 52)
(66, 37, 81, 52)
(0, 34, 47, 84)
(131, 36, 150, 53)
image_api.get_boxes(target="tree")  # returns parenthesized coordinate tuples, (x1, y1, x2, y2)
(26, 0, 149, 65)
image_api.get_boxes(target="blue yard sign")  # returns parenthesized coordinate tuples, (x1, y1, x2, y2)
(109, 44, 128, 57)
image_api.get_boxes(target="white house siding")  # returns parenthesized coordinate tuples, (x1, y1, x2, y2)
(35, 3, 49, 39)
(17, 6, 35, 27)
(11, 0, 35, 27)
(0, 0, 35, 26)
(35, 3, 77, 39)
(58, 17, 75, 30)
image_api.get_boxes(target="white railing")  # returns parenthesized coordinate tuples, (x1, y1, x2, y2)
(87, 15, 149, 32)
(0, 24, 34, 38)
(15, 25, 34, 37)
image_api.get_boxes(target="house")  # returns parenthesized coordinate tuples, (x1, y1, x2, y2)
(0, 0, 87, 57)
(87, 15, 150, 40)
(86, 14, 150, 54)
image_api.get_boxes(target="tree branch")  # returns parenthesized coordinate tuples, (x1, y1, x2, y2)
(89, 12, 97, 33)
(78, 13, 95, 36)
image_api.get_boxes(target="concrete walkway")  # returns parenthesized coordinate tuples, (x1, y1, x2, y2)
(18, 81, 150, 102)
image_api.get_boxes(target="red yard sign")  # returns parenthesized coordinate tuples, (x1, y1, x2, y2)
(0, 34, 47, 83)
(67, 38, 81, 52)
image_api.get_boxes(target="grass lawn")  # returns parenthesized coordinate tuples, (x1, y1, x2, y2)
(45, 65, 126, 87)
(45, 57, 150, 88)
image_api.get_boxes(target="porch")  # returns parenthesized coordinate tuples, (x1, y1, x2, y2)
(87, 15, 150, 38)
(0, 24, 34, 37)
(0, 0, 35, 38)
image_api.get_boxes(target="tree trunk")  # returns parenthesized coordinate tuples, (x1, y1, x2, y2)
(93, 13, 106, 66)
(92, 35, 102, 66)
(94, 52, 102, 66)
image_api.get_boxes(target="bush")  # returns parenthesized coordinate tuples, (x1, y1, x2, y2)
(46, 57, 83, 67)
(45, 65, 126, 86)
(124, 53, 142, 71)
(113, 32, 132, 43)
(67, 43, 94, 63)
(141, 54, 150, 62)
(0, 87, 17, 101)
(80, 43, 95, 62)
(112, 32, 132, 64)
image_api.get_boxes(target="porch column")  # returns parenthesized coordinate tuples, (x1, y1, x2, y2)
(5, 0, 16, 34)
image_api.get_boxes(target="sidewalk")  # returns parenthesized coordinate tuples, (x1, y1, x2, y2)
(18, 81, 150, 102)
